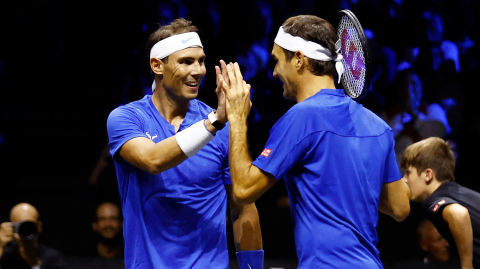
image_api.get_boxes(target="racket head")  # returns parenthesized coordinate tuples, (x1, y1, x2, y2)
(336, 9, 371, 100)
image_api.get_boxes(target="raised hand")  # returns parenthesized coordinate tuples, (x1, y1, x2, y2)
(214, 60, 229, 124)
(0, 222, 14, 248)
(218, 62, 252, 124)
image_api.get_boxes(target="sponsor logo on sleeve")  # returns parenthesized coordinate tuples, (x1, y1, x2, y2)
(260, 148, 272, 157)
(433, 199, 446, 212)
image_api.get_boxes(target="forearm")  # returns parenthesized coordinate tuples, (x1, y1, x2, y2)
(231, 203, 263, 251)
(122, 135, 187, 174)
(121, 120, 216, 174)
(228, 119, 257, 200)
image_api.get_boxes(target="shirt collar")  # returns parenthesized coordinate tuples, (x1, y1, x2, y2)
(317, 88, 345, 96)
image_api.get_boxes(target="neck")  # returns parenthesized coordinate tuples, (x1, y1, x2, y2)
(420, 179, 444, 202)
(152, 86, 190, 126)
(295, 72, 336, 102)
(97, 242, 122, 259)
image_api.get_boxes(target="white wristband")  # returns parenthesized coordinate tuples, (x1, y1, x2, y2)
(175, 120, 214, 157)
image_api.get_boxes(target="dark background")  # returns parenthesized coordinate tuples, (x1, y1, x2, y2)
(0, 0, 479, 264)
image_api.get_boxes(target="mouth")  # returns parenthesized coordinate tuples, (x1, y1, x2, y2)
(184, 81, 199, 90)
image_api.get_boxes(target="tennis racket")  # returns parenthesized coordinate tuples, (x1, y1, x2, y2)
(336, 9, 371, 100)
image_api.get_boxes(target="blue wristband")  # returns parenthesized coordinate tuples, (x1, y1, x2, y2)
(236, 250, 264, 269)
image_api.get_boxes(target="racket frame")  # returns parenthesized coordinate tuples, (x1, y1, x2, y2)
(336, 9, 372, 100)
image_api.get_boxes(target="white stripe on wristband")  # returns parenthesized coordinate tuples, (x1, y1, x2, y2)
(175, 120, 214, 157)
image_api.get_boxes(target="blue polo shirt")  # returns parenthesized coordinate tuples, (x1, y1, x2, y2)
(107, 95, 231, 269)
(253, 89, 401, 269)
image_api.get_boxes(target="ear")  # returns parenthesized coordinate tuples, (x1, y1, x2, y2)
(424, 168, 434, 184)
(420, 240, 429, 252)
(92, 222, 98, 232)
(294, 50, 306, 71)
(150, 58, 164, 76)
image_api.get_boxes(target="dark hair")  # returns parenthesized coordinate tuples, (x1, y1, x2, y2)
(401, 137, 455, 182)
(281, 15, 338, 77)
(145, 18, 199, 64)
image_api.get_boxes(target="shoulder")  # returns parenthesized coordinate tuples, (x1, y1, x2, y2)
(107, 96, 151, 122)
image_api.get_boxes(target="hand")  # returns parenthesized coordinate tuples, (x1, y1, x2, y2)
(219, 62, 252, 124)
(214, 60, 229, 124)
(0, 222, 14, 248)
(14, 233, 41, 267)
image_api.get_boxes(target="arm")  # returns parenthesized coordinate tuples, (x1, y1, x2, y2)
(442, 203, 474, 269)
(226, 185, 262, 251)
(119, 135, 188, 175)
(118, 64, 228, 175)
(221, 63, 277, 204)
(378, 179, 411, 221)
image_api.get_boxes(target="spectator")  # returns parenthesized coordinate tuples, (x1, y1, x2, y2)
(0, 203, 66, 269)
(92, 202, 123, 260)
(385, 219, 460, 269)
(378, 69, 450, 166)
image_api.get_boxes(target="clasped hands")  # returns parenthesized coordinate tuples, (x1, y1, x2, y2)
(214, 60, 252, 125)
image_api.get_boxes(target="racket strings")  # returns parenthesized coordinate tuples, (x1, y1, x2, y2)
(337, 16, 366, 98)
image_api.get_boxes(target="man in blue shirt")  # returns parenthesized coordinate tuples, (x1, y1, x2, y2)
(107, 18, 262, 269)
(219, 15, 411, 268)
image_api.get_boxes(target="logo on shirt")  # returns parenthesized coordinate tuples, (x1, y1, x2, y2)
(260, 148, 272, 157)
(432, 199, 446, 212)
(146, 132, 158, 141)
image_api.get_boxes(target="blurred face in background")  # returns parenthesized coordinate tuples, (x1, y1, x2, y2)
(420, 220, 450, 262)
(92, 203, 122, 240)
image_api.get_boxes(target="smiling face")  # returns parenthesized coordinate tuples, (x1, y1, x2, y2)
(402, 166, 429, 202)
(271, 44, 298, 101)
(159, 47, 206, 101)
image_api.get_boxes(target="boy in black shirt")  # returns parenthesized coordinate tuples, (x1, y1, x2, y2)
(401, 137, 480, 269)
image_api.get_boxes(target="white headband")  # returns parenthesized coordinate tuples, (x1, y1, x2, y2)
(150, 32, 203, 91)
(274, 26, 344, 83)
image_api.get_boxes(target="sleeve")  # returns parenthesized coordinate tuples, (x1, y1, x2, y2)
(252, 112, 309, 180)
(425, 196, 458, 217)
(106, 106, 148, 161)
(383, 130, 402, 183)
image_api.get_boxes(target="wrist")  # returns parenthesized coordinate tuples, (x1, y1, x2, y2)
(208, 110, 226, 130)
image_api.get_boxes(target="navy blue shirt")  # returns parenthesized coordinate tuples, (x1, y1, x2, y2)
(253, 89, 401, 269)
(422, 181, 480, 267)
(107, 95, 231, 269)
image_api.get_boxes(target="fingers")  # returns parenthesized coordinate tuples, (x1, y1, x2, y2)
(233, 63, 243, 82)
(220, 60, 229, 85)
(226, 63, 237, 88)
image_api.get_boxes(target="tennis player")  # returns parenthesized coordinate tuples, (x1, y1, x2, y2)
(220, 15, 411, 268)
(107, 18, 263, 269)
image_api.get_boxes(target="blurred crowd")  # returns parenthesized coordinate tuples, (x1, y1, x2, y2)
(1, 0, 479, 268)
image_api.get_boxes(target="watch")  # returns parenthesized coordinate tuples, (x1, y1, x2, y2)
(207, 110, 225, 130)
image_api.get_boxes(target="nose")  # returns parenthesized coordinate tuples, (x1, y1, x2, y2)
(191, 61, 206, 76)
(273, 66, 278, 78)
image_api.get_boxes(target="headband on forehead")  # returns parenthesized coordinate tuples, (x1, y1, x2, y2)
(150, 32, 203, 91)
(274, 26, 344, 83)
(150, 32, 203, 59)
